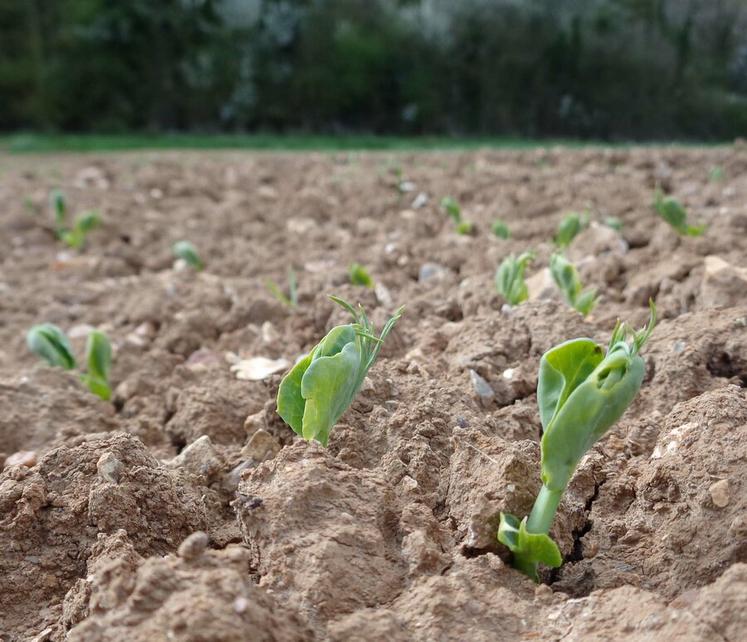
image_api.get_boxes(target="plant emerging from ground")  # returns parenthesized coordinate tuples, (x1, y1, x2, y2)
(51, 189, 101, 249)
(441, 196, 474, 235)
(266, 268, 299, 308)
(27, 324, 113, 400)
(349, 263, 374, 288)
(496, 251, 534, 306)
(653, 190, 706, 236)
(550, 253, 598, 316)
(554, 212, 589, 248)
(276, 297, 403, 445)
(498, 302, 656, 581)
(491, 219, 510, 239)
(172, 240, 204, 270)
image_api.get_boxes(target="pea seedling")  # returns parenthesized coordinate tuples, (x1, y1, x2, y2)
(27, 325, 113, 400)
(81, 330, 113, 400)
(51, 189, 101, 250)
(441, 197, 461, 223)
(349, 263, 374, 288)
(266, 268, 299, 308)
(26, 323, 76, 370)
(498, 302, 656, 581)
(441, 196, 474, 235)
(550, 253, 597, 316)
(653, 191, 706, 236)
(603, 216, 623, 232)
(496, 251, 534, 306)
(554, 212, 589, 248)
(276, 296, 403, 445)
(172, 240, 204, 270)
(491, 220, 510, 239)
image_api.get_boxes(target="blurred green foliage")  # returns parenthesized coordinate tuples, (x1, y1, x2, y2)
(2, 0, 747, 139)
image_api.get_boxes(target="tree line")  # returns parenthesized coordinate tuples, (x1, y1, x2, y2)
(2, 0, 746, 140)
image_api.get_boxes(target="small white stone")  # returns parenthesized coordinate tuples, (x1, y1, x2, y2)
(233, 596, 249, 614)
(411, 192, 428, 209)
(97, 452, 123, 483)
(502, 368, 515, 380)
(230, 356, 289, 381)
(709, 479, 730, 508)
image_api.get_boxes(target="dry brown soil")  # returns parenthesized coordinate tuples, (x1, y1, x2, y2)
(1, 147, 746, 641)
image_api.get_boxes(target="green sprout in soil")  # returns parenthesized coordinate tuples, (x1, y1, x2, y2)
(26, 323, 76, 370)
(708, 166, 724, 182)
(498, 302, 656, 581)
(441, 196, 474, 235)
(276, 296, 403, 446)
(550, 253, 598, 316)
(349, 263, 374, 288)
(455, 220, 474, 235)
(603, 216, 623, 232)
(653, 190, 706, 237)
(491, 220, 511, 239)
(554, 212, 589, 249)
(27, 324, 113, 400)
(266, 268, 299, 308)
(496, 251, 534, 306)
(51, 189, 101, 250)
(172, 240, 204, 270)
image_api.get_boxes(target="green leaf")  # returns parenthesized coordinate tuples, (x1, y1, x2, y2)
(83, 330, 112, 400)
(455, 220, 473, 235)
(26, 323, 77, 370)
(50, 189, 66, 233)
(537, 338, 604, 431)
(440, 196, 462, 223)
(498, 513, 562, 582)
(276, 298, 403, 445)
(75, 210, 100, 233)
(654, 191, 706, 237)
(539, 341, 645, 490)
(554, 212, 588, 248)
(549, 253, 598, 316)
(349, 263, 374, 288)
(173, 240, 204, 270)
(491, 220, 510, 239)
(604, 216, 623, 231)
(276, 353, 314, 434)
(495, 251, 534, 306)
(300, 341, 362, 444)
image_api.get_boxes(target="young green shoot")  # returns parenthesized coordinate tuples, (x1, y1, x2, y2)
(27, 325, 113, 400)
(50, 189, 101, 249)
(653, 190, 706, 236)
(495, 251, 534, 306)
(50, 189, 66, 230)
(276, 297, 403, 446)
(440, 196, 475, 235)
(498, 302, 657, 581)
(554, 212, 589, 248)
(173, 240, 204, 271)
(266, 268, 299, 308)
(26, 324, 77, 370)
(81, 330, 113, 400)
(455, 220, 474, 236)
(349, 263, 374, 288)
(603, 216, 623, 232)
(550, 253, 598, 316)
(491, 220, 511, 239)
(440, 196, 461, 223)
(60, 211, 101, 250)
(708, 166, 724, 182)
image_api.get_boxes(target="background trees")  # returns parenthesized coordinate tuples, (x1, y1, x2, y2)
(1, 0, 746, 139)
